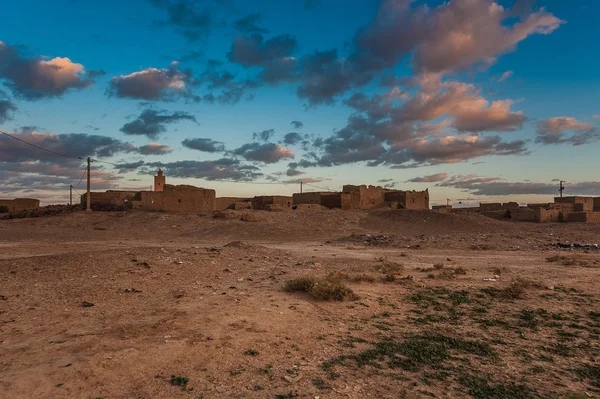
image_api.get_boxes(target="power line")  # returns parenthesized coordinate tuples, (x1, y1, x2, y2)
(0, 130, 83, 160)
(72, 169, 87, 189)
(304, 182, 332, 191)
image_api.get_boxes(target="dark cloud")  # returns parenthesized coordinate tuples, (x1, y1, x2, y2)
(0, 41, 96, 100)
(286, 168, 304, 177)
(252, 129, 275, 142)
(144, 159, 263, 181)
(407, 173, 448, 183)
(0, 99, 17, 123)
(283, 132, 304, 146)
(535, 117, 598, 146)
(228, 34, 296, 67)
(114, 160, 145, 173)
(437, 174, 600, 197)
(0, 131, 137, 165)
(197, 61, 259, 104)
(138, 143, 173, 155)
(119, 109, 197, 139)
(234, 13, 269, 34)
(182, 137, 226, 152)
(232, 142, 294, 163)
(108, 62, 195, 101)
(291, 120, 303, 129)
(178, 50, 204, 63)
(147, 0, 215, 42)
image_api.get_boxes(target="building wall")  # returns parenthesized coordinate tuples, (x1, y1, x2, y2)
(0, 198, 40, 212)
(384, 190, 429, 210)
(216, 197, 250, 211)
(480, 203, 503, 211)
(251, 196, 293, 210)
(140, 184, 215, 212)
(554, 197, 594, 212)
(80, 191, 137, 206)
(535, 208, 561, 223)
(320, 193, 343, 209)
(503, 202, 520, 210)
(405, 191, 429, 210)
(594, 197, 600, 212)
(343, 185, 385, 209)
(567, 212, 600, 223)
(293, 192, 325, 205)
(510, 208, 536, 221)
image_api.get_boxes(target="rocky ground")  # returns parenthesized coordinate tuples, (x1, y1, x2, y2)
(1, 208, 599, 398)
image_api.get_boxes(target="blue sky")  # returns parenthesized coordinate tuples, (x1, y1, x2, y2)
(1, 0, 599, 205)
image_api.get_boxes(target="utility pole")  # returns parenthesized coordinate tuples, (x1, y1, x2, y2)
(447, 198, 450, 207)
(559, 180, 565, 198)
(86, 157, 91, 212)
(70, 185, 72, 206)
(300, 181, 303, 193)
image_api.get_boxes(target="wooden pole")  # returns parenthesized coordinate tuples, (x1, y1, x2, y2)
(300, 181, 303, 193)
(70, 185, 72, 206)
(86, 157, 91, 212)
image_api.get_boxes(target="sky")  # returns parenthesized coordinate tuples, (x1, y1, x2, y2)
(1, 0, 599, 206)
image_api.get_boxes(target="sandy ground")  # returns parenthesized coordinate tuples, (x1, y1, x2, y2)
(1, 209, 599, 398)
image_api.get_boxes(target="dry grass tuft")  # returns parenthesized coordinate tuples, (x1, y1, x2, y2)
(285, 274, 358, 301)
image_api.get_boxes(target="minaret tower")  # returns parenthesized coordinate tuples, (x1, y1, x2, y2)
(154, 169, 166, 192)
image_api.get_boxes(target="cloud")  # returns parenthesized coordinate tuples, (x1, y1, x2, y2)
(498, 70, 514, 82)
(0, 41, 96, 100)
(147, 0, 215, 42)
(407, 173, 448, 183)
(281, 177, 323, 184)
(0, 99, 17, 122)
(283, 132, 304, 146)
(353, 0, 563, 75)
(535, 117, 598, 146)
(228, 34, 297, 67)
(138, 143, 173, 155)
(108, 62, 194, 101)
(197, 61, 259, 104)
(234, 13, 269, 34)
(182, 137, 225, 153)
(291, 120, 304, 129)
(267, 0, 562, 105)
(593, 115, 600, 120)
(393, 80, 526, 133)
(119, 109, 197, 139)
(232, 142, 294, 163)
(0, 130, 137, 165)
(437, 174, 600, 196)
(252, 129, 275, 142)
(144, 159, 263, 181)
(286, 168, 304, 176)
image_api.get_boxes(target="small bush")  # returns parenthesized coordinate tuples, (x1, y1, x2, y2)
(434, 263, 444, 270)
(244, 349, 259, 356)
(285, 275, 357, 301)
(0, 205, 9, 213)
(170, 375, 189, 388)
(377, 260, 404, 274)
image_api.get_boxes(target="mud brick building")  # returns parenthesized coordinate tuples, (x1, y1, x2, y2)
(0, 198, 40, 212)
(139, 184, 215, 213)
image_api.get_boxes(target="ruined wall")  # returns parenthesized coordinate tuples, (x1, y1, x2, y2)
(0, 198, 40, 212)
(594, 197, 600, 212)
(480, 203, 503, 212)
(319, 193, 343, 209)
(567, 212, 600, 223)
(405, 191, 429, 210)
(502, 202, 520, 210)
(215, 197, 250, 211)
(80, 191, 137, 206)
(251, 196, 292, 210)
(510, 208, 536, 221)
(141, 184, 215, 212)
(535, 208, 561, 223)
(555, 197, 594, 212)
(343, 185, 385, 209)
(293, 192, 323, 205)
(384, 190, 429, 209)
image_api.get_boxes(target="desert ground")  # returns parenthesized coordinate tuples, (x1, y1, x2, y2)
(1, 208, 599, 399)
